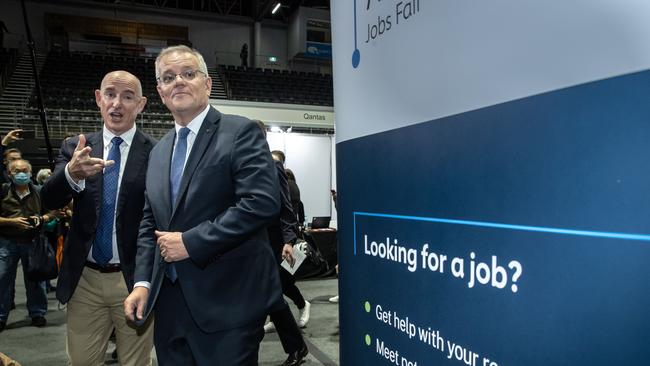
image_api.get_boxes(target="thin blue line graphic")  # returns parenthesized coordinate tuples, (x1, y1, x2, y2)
(353, 212, 358, 255)
(353, 211, 650, 255)
(352, 0, 361, 68)
(353, 0, 357, 48)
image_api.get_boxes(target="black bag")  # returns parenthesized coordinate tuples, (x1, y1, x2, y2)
(24, 234, 58, 282)
(294, 240, 329, 279)
(304, 241, 327, 267)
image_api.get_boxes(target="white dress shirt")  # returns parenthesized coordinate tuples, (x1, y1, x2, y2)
(172, 104, 210, 173)
(64, 125, 137, 264)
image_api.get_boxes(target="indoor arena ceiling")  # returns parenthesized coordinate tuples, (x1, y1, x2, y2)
(72, 0, 330, 22)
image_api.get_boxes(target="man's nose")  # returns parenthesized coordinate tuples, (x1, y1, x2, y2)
(172, 74, 187, 85)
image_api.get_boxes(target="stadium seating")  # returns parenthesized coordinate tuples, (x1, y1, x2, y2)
(0, 48, 19, 94)
(20, 49, 333, 139)
(23, 49, 172, 138)
(219, 65, 333, 106)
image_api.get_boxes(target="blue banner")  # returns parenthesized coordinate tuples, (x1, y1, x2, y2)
(305, 41, 332, 59)
(337, 70, 650, 365)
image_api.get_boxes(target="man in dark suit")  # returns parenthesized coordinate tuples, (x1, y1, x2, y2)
(124, 45, 283, 365)
(267, 151, 311, 366)
(42, 71, 155, 365)
(255, 121, 309, 366)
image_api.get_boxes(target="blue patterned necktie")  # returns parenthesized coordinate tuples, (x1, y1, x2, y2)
(166, 127, 190, 282)
(92, 136, 123, 266)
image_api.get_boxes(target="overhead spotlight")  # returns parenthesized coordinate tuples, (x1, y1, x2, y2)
(271, 126, 282, 133)
(271, 2, 281, 14)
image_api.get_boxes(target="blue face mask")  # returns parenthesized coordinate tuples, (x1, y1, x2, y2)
(12, 172, 31, 186)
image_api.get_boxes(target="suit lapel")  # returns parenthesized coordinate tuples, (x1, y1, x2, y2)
(86, 132, 104, 215)
(156, 130, 174, 222)
(115, 130, 149, 220)
(170, 107, 221, 218)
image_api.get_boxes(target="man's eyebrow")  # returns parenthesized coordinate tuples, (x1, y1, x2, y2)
(104, 87, 137, 95)
(163, 66, 194, 73)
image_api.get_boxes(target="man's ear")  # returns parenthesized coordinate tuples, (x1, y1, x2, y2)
(137, 96, 148, 114)
(94, 89, 102, 107)
(205, 76, 212, 97)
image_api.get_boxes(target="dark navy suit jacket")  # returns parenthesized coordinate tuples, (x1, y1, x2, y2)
(42, 130, 156, 304)
(134, 107, 283, 332)
(267, 160, 299, 259)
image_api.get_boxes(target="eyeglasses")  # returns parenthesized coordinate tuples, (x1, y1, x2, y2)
(157, 69, 206, 85)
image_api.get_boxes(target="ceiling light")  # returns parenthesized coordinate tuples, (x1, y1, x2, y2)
(271, 2, 281, 14)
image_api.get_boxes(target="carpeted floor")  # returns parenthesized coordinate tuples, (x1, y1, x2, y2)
(0, 265, 340, 365)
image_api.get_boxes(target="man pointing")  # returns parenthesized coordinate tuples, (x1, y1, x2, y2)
(42, 71, 155, 365)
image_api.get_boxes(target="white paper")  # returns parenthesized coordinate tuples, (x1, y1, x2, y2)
(280, 246, 307, 275)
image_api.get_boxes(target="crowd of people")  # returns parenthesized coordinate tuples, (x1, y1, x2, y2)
(0, 45, 322, 366)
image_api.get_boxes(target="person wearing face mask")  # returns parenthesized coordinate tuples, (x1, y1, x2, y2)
(1, 128, 23, 184)
(0, 158, 52, 332)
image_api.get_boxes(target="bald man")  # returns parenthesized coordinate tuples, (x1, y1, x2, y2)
(42, 71, 156, 365)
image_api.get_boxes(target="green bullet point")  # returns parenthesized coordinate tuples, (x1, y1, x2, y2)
(364, 301, 371, 313)
(365, 334, 371, 346)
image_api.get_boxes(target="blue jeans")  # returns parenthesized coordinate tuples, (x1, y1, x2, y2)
(0, 236, 48, 322)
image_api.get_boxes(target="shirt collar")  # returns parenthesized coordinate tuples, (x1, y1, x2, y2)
(174, 105, 210, 137)
(11, 183, 31, 198)
(103, 124, 137, 147)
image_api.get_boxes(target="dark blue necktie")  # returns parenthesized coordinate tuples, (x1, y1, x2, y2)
(170, 127, 190, 206)
(166, 127, 190, 282)
(93, 136, 123, 266)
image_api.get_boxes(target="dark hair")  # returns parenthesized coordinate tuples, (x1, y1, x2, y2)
(3, 147, 21, 159)
(285, 168, 295, 181)
(271, 150, 285, 164)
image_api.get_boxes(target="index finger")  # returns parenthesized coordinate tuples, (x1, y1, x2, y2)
(124, 300, 135, 321)
(86, 157, 108, 166)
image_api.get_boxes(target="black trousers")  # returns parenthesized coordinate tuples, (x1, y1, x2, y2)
(269, 253, 306, 354)
(154, 278, 265, 366)
(269, 302, 306, 354)
(272, 247, 305, 309)
(279, 267, 306, 309)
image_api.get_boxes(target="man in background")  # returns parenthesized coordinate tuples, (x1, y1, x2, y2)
(256, 121, 310, 366)
(0, 130, 23, 311)
(0, 159, 50, 332)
